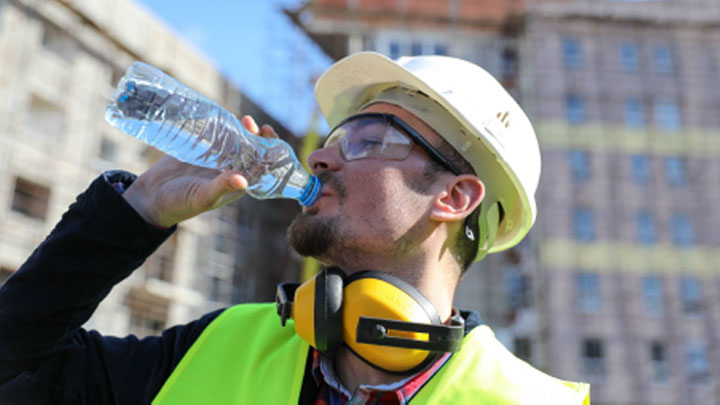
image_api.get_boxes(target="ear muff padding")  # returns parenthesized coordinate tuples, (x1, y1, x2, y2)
(314, 267, 344, 355)
(342, 271, 442, 374)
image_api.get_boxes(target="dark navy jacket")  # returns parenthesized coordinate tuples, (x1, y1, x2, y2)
(0, 172, 483, 404)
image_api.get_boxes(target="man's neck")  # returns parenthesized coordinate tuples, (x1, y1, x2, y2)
(331, 272, 458, 393)
(333, 346, 407, 393)
(331, 249, 460, 321)
(325, 232, 462, 391)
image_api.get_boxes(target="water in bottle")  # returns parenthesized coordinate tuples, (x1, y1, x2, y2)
(104, 62, 321, 206)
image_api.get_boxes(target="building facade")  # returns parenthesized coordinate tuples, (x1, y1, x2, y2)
(528, 0, 720, 403)
(0, 0, 301, 338)
(292, 0, 720, 403)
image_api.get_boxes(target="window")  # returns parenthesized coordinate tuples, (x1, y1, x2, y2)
(145, 234, 177, 282)
(27, 95, 66, 140)
(566, 94, 586, 125)
(562, 38, 583, 70)
(506, 271, 532, 309)
(685, 342, 709, 384)
(569, 150, 590, 182)
(513, 337, 532, 362)
(631, 155, 650, 185)
(652, 45, 674, 74)
(642, 276, 664, 315)
(664, 156, 686, 186)
(680, 277, 702, 314)
(0, 267, 14, 287)
(619, 42, 639, 72)
(501, 47, 518, 83)
(576, 273, 601, 312)
(434, 43, 448, 56)
(209, 275, 231, 302)
(129, 310, 166, 337)
(623, 98, 645, 128)
(11, 177, 51, 220)
(573, 207, 595, 242)
(635, 211, 657, 245)
(411, 41, 423, 56)
(99, 138, 117, 162)
(363, 35, 375, 52)
(41, 23, 76, 62)
(389, 41, 401, 60)
(670, 213, 694, 247)
(651, 341, 669, 383)
(654, 98, 682, 131)
(582, 338, 605, 378)
(125, 288, 168, 337)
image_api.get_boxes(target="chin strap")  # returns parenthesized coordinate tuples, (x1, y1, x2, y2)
(473, 201, 501, 262)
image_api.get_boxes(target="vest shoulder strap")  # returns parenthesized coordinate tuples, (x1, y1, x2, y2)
(153, 303, 309, 405)
(412, 325, 590, 404)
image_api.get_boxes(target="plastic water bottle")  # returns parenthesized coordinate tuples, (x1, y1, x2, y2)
(104, 62, 321, 206)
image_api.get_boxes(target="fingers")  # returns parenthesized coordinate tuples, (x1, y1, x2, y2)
(200, 171, 248, 211)
(225, 171, 248, 191)
(242, 115, 260, 134)
(260, 124, 279, 139)
(214, 170, 247, 194)
(242, 115, 279, 139)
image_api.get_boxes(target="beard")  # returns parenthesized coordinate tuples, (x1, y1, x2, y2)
(286, 213, 341, 258)
(287, 171, 347, 259)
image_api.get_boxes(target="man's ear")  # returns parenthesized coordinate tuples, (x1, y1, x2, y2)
(429, 175, 484, 222)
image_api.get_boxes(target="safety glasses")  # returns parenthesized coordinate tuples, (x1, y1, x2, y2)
(324, 113, 462, 175)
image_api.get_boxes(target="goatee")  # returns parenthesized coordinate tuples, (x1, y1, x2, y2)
(287, 213, 340, 258)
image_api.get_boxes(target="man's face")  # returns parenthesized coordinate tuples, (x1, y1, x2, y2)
(287, 103, 450, 270)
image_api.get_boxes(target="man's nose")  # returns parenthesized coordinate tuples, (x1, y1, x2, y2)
(308, 143, 343, 173)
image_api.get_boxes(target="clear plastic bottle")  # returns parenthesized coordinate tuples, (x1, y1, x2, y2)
(105, 62, 321, 206)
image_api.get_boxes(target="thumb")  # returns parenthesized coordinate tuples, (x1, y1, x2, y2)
(200, 171, 248, 209)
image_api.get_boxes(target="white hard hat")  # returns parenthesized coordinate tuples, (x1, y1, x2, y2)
(315, 52, 541, 258)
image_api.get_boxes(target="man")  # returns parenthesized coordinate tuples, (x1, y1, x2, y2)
(0, 52, 589, 403)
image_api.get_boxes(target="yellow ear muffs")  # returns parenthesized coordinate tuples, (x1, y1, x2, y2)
(342, 271, 462, 374)
(275, 269, 464, 374)
(276, 268, 344, 355)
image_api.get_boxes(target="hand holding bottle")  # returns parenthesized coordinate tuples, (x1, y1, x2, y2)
(123, 116, 277, 228)
(105, 62, 320, 207)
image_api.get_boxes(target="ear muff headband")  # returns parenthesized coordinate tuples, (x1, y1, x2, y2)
(314, 268, 344, 355)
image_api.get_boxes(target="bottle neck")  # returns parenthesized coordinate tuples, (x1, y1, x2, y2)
(298, 175, 321, 206)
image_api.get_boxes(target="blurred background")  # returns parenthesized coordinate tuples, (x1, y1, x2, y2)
(0, 0, 718, 403)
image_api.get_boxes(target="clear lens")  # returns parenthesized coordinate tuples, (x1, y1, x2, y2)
(327, 116, 411, 162)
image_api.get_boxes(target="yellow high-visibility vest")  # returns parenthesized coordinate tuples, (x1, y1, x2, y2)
(153, 303, 589, 404)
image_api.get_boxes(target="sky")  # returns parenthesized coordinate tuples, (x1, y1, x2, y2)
(135, 0, 332, 136)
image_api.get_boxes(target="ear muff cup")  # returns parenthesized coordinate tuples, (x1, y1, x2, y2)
(342, 271, 442, 374)
(291, 267, 344, 355)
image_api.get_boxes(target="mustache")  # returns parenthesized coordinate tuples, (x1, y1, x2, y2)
(316, 171, 347, 200)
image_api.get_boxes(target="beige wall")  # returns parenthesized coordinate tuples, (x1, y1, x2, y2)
(0, 0, 239, 336)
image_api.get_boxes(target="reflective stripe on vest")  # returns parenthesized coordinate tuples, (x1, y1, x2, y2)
(154, 303, 590, 404)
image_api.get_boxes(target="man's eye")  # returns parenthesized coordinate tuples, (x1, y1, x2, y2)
(360, 138, 383, 147)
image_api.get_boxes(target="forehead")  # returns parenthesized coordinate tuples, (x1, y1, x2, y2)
(359, 103, 445, 147)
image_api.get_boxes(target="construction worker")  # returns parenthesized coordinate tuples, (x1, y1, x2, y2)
(0, 52, 590, 404)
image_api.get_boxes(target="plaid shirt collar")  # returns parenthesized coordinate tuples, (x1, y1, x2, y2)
(310, 348, 452, 405)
